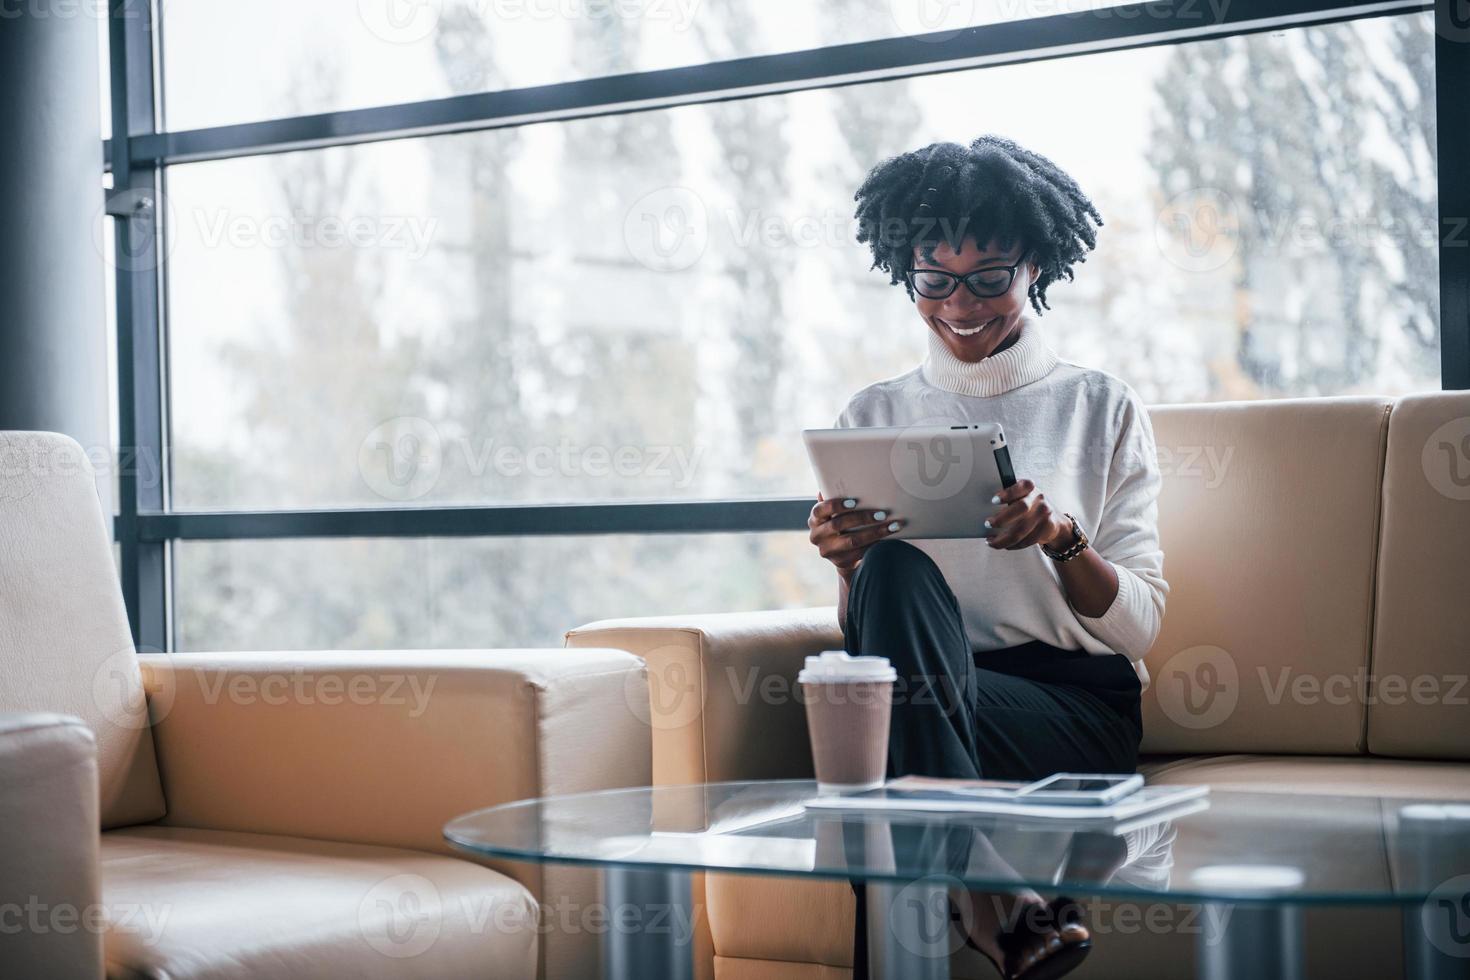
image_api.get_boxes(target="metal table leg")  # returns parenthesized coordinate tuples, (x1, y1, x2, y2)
(865, 877, 953, 980)
(1405, 890, 1470, 979)
(1196, 900, 1303, 980)
(601, 865, 695, 980)
(1397, 804, 1470, 979)
(1193, 865, 1305, 980)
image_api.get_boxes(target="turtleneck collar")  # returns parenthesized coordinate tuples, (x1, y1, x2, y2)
(919, 313, 1060, 397)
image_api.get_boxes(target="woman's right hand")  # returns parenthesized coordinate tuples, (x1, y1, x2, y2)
(808, 492, 904, 580)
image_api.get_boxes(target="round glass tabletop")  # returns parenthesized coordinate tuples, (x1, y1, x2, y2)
(444, 779, 1470, 907)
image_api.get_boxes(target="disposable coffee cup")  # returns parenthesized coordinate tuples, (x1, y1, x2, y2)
(798, 651, 897, 793)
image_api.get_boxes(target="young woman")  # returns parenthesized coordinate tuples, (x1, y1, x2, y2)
(807, 135, 1169, 979)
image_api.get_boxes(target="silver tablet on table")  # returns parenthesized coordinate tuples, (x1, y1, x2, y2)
(802, 423, 1017, 539)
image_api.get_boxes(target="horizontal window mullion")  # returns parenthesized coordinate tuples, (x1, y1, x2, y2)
(129, 0, 1425, 167)
(128, 499, 817, 541)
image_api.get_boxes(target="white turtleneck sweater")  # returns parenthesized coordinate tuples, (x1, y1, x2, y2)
(834, 313, 1168, 690)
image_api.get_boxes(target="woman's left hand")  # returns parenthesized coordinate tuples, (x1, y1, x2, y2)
(984, 478, 1073, 551)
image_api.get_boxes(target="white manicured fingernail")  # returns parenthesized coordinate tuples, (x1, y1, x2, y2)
(990, 495, 1001, 504)
(843, 498, 857, 508)
(873, 511, 887, 521)
(887, 521, 900, 532)
(983, 520, 992, 528)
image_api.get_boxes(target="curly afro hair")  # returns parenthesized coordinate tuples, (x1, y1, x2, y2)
(853, 135, 1103, 314)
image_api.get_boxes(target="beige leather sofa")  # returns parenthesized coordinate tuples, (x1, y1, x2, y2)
(567, 390, 1470, 980)
(0, 431, 653, 979)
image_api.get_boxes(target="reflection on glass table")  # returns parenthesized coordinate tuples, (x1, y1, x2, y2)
(445, 780, 1470, 980)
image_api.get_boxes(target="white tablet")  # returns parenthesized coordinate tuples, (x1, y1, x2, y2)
(803, 423, 1017, 539)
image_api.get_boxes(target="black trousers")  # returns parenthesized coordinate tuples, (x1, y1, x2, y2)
(843, 538, 1143, 781)
(842, 539, 1144, 978)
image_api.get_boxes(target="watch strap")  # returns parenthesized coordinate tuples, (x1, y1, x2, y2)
(1042, 512, 1089, 562)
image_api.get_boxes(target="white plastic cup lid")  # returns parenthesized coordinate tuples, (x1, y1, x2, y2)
(797, 650, 898, 684)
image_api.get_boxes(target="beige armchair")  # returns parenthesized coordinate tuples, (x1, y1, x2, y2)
(0, 431, 653, 979)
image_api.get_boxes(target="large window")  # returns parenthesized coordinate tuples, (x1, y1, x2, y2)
(104, 0, 1457, 652)
(157, 0, 1141, 130)
(173, 532, 826, 651)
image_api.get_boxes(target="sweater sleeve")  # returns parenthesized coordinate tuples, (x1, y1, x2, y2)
(1072, 390, 1170, 663)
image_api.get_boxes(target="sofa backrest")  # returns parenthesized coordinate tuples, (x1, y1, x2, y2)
(1365, 390, 1470, 759)
(0, 432, 165, 828)
(1139, 396, 1392, 756)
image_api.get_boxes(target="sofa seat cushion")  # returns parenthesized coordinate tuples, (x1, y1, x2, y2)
(1142, 754, 1470, 799)
(100, 826, 537, 980)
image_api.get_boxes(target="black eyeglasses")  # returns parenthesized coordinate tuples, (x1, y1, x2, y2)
(904, 262, 1023, 300)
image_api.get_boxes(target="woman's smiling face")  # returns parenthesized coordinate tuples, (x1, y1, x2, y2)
(912, 236, 1039, 363)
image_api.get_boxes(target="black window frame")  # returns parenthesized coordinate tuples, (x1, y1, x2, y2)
(104, 0, 1468, 651)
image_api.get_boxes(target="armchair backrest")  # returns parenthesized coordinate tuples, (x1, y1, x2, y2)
(0, 431, 164, 828)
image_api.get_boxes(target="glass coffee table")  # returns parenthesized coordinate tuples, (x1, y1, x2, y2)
(445, 779, 1470, 980)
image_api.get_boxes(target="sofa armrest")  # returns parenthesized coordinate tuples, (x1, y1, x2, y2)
(138, 648, 651, 852)
(565, 608, 842, 785)
(0, 713, 104, 979)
